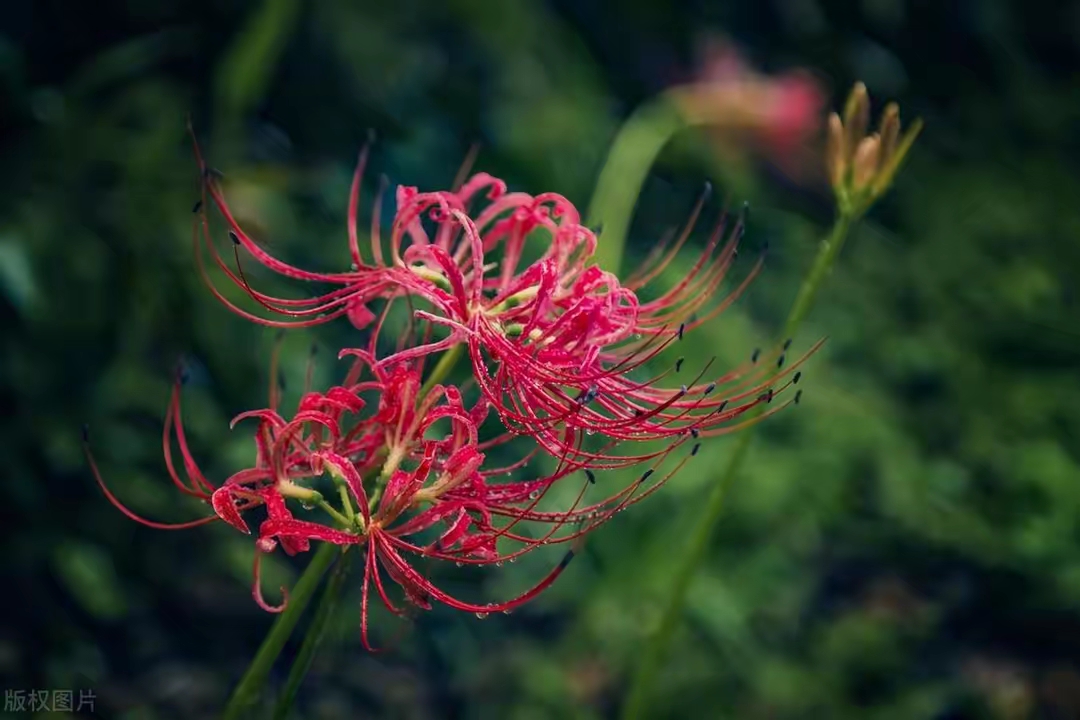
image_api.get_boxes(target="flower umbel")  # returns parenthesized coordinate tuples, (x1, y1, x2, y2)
(86, 326, 724, 647)
(89, 136, 815, 650)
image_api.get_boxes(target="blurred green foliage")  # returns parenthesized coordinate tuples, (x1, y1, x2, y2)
(3, 0, 1080, 718)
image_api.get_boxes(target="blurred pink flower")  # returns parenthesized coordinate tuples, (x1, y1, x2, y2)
(673, 40, 826, 177)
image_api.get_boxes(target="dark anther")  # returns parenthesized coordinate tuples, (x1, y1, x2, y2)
(277, 370, 287, 391)
(275, 329, 286, 342)
(677, 323, 685, 341)
(777, 354, 786, 369)
(691, 443, 701, 456)
(704, 382, 716, 395)
(81, 424, 90, 443)
(691, 427, 700, 439)
(795, 390, 803, 405)
(192, 200, 203, 214)
(679, 384, 688, 395)
(793, 371, 802, 385)
(638, 469, 654, 484)
(591, 222, 604, 235)
(582, 385, 599, 404)
(229, 230, 240, 245)
(783, 338, 792, 351)
(557, 550, 576, 570)
(310, 343, 319, 357)
(585, 469, 596, 485)
(176, 361, 191, 386)
(751, 348, 761, 363)
(675, 357, 684, 373)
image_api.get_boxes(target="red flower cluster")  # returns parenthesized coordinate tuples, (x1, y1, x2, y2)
(86, 136, 815, 646)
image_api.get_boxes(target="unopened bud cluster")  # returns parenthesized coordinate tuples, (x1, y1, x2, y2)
(826, 82, 922, 217)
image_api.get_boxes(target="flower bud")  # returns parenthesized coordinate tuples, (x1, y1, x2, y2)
(827, 82, 922, 217)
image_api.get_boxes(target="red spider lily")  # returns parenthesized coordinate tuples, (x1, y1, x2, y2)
(85, 336, 712, 648)
(190, 136, 819, 468)
(82, 355, 373, 613)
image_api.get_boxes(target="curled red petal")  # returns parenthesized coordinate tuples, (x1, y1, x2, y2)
(211, 487, 252, 534)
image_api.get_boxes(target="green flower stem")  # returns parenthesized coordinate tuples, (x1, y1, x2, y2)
(271, 551, 350, 720)
(222, 541, 341, 720)
(621, 211, 856, 720)
(586, 98, 685, 274)
(780, 212, 853, 340)
(315, 500, 352, 529)
(419, 342, 465, 399)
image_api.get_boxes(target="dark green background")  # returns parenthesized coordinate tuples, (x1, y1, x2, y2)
(3, 0, 1080, 718)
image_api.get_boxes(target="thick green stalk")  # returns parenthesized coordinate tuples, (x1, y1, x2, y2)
(586, 99, 684, 274)
(621, 212, 855, 720)
(271, 553, 350, 720)
(419, 342, 465, 399)
(221, 541, 340, 720)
